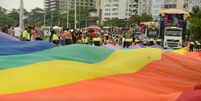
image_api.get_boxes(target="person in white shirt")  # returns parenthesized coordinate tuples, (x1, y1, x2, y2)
(13, 24, 22, 40)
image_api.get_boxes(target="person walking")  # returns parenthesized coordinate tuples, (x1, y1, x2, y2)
(22, 26, 32, 41)
(189, 41, 194, 52)
(35, 22, 44, 40)
(1, 21, 8, 34)
(13, 24, 22, 40)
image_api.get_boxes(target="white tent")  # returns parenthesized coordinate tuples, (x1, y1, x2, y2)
(53, 26, 62, 30)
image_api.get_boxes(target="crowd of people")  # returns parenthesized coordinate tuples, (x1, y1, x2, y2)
(0, 21, 200, 52)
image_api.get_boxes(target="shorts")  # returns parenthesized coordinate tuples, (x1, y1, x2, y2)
(59, 40, 65, 46)
(90, 40, 93, 45)
(36, 38, 43, 40)
(65, 39, 70, 45)
(15, 36, 21, 40)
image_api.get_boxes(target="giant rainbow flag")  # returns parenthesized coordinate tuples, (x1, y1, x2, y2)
(0, 32, 201, 101)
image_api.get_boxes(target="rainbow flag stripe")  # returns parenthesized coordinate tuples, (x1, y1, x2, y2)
(0, 44, 201, 101)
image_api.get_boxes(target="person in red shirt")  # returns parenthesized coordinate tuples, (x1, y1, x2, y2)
(89, 30, 95, 45)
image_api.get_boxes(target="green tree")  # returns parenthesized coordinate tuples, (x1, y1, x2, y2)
(188, 6, 201, 39)
(28, 7, 44, 25)
(58, 8, 91, 29)
(9, 9, 19, 24)
(103, 18, 127, 27)
(0, 7, 8, 14)
(130, 13, 153, 26)
(0, 14, 17, 26)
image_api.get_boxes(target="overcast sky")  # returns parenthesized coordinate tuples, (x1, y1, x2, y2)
(0, 0, 44, 12)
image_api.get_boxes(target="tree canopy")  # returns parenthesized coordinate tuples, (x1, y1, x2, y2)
(103, 18, 127, 27)
(188, 6, 201, 39)
(0, 6, 92, 29)
(130, 13, 153, 26)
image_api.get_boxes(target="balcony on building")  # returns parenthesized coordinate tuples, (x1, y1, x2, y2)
(44, 0, 50, 3)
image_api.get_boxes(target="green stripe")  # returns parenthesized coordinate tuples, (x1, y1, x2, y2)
(0, 44, 115, 70)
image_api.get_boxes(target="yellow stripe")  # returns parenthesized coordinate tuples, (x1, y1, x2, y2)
(172, 46, 189, 55)
(0, 48, 165, 94)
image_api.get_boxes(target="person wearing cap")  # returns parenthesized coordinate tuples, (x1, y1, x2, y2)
(23, 26, 32, 41)
(189, 40, 194, 52)
(126, 36, 133, 47)
(104, 36, 110, 45)
(93, 33, 101, 46)
(82, 32, 90, 45)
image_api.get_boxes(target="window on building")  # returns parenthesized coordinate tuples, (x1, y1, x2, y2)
(113, 4, 119, 7)
(105, 0, 112, 3)
(105, 4, 111, 7)
(104, 17, 110, 20)
(112, 13, 118, 16)
(164, 4, 177, 8)
(105, 13, 111, 16)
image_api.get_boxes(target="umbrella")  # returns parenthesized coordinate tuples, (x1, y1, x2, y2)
(87, 25, 101, 30)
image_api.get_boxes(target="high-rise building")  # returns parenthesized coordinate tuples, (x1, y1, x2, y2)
(130, 0, 139, 15)
(44, 0, 96, 13)
(90, 0, 140, 25)
(44, 0, 59, 12)
(150, 0, 189, 20)
(138, 0, 150, 15)
(188, 0, 201, 12)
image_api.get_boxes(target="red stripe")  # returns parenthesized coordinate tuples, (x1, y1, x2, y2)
(0, 52, 201, 101)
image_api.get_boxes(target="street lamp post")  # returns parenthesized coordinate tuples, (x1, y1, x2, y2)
(44, 12, 46, 26)
(85, 19, 88, 28)
(74, 0, 77, 29)
(20, 0, 24, 31)
(67, 0, 70, 28)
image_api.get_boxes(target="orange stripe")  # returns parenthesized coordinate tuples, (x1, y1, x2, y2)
(1, 51, 201, 101)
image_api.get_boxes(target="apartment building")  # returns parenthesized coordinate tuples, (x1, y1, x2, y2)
(44, 0, 59, 12)
(130, 0, 139, 15)
(150, 0, 189, 20)
(189, 0, 201, 12)
(44, 0, 96, 13)
(138, 0, 150, 15)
